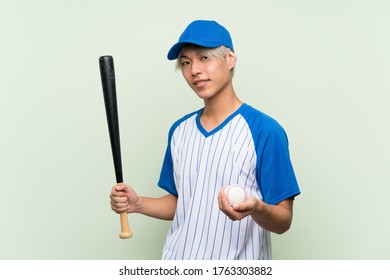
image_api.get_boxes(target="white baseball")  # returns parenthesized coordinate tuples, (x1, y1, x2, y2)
(224, 184, 247, 206)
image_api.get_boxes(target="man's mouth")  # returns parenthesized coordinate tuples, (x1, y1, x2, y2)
(193, 79, 209, 88)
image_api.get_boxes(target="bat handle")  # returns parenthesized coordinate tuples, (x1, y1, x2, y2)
(117, 182, 133, 239)
(119, 212, 133, 239)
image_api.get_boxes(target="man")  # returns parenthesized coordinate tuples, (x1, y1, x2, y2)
(110, 20, 300, 260)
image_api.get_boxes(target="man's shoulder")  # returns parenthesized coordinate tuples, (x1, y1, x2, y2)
(172, 109, 199, 127)
(240, 103, 282, 131)
(167, 109, 201, 137)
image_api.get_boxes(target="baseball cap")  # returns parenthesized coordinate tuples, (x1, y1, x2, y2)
(167, 20, 234, 60)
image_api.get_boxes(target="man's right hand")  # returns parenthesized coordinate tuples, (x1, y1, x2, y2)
(109, 183, 139, 214)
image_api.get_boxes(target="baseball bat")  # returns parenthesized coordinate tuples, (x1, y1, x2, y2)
(99, 55, 133, 239)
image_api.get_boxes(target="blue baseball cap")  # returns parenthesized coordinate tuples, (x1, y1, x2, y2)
(167, 20, 234, 60)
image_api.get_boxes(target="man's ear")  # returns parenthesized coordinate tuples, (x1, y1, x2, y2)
(226, 51, 237, 70)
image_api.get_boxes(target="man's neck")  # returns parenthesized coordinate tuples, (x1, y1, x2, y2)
(201, 91, 243, 132)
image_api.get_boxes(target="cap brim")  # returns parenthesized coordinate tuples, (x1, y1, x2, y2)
(167, 42, 187, 60)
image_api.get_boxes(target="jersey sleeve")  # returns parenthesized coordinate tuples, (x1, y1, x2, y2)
(157, 143, 178, 197)
(256, 124, 300, 205)
(157, 115, 189, 198)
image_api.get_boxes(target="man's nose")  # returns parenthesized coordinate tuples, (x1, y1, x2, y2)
(191, 60, 202, 76)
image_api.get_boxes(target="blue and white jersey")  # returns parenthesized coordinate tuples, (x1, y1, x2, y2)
(158, 103, 300, 260)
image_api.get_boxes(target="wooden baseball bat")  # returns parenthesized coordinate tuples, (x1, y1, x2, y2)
(99, 55, 133, 239)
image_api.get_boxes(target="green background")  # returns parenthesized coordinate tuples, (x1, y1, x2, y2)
(1, 0, 389, 259)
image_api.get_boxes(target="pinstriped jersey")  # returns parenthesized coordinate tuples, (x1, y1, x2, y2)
(158, 103, 300, 260)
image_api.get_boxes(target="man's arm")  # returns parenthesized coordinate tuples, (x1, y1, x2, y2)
(135, 195, 177, 220)
(110, 184, 177, 221)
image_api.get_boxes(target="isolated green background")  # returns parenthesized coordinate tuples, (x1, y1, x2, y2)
(1, 0, 389, 259)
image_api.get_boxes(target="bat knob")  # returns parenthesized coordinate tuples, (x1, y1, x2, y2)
(119, 231, 133, 239)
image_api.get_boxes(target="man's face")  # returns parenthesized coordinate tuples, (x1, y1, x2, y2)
(178, 45, 235, 101)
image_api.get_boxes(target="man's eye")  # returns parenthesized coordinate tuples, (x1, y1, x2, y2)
(181, 61, 190, 66)
(201, 56, 209, 60)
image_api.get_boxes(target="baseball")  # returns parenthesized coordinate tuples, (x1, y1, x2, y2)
(224, 184, 248, 206)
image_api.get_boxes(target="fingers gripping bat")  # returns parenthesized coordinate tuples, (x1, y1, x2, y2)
(99, 55, 133, 239)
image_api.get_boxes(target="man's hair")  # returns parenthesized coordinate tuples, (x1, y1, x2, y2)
(176, 45, 235, 76)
